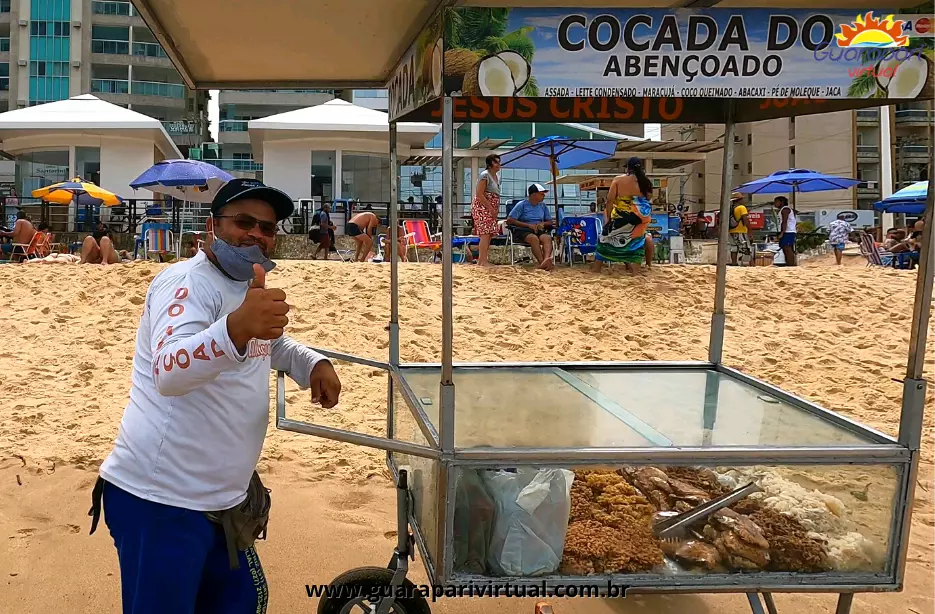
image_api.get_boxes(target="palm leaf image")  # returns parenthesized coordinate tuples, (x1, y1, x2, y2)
(454, 7, 509, 49)
(847, 73, 879, 97)
(522, 75, 539, 97)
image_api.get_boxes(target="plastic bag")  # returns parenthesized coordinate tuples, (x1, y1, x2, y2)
(483, 468, 575, 576)
(453, 468, 495, 574)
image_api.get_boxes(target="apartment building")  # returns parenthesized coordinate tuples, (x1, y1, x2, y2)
(663, 103, 932, 214)
(1, 0, 207, 152)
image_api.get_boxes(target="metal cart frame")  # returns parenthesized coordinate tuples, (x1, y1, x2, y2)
(276, 88, 933, 613)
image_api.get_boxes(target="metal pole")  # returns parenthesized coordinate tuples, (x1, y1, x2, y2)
(894, 97, 934, 587)
(389, 122, 400, 366)
(440, 96, 455, 452)
(708, 101, 736, 364)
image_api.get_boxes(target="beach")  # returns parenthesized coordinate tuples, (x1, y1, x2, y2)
(0, 258, 932, 614)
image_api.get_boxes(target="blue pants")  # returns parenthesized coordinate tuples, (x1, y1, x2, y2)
(103, 481, 269, 614)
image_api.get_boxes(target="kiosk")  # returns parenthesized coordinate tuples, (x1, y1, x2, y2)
(132, 3, 934, 613)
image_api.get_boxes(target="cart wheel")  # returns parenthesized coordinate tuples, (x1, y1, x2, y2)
(316, 566, 431, 614)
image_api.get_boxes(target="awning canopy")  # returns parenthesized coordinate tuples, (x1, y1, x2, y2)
(0, 94, 182, 158)
(248, 99, 439, 161)
(131, 0, 927, 90)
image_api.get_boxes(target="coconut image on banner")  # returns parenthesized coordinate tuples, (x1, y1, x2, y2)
(442, 7, 934, 100)
(388, 12, 444, 121)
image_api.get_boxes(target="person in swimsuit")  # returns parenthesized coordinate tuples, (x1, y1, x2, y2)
(0, 210, 36, 259)
(80, 221, 121, 264)
(471, 153, 501, 267)
(591, 157, 654, 274)
(346, 210, 380, 262)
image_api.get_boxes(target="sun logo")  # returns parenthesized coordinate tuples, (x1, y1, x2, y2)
(835, 12, 910, 48)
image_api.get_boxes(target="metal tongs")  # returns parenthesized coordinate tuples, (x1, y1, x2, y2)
(653, 481, 762, 543)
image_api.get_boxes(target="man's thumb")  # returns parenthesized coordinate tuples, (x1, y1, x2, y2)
(250, 264, 266, 289)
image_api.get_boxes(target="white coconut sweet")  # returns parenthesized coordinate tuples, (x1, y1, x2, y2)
(496, 50, 530, 94)
(886, 54, 930, 99)
(464, 55, 516, 97)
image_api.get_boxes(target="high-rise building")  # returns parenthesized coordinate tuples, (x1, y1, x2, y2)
(2, 0, 208, 152)
(663, 105, 933, 215)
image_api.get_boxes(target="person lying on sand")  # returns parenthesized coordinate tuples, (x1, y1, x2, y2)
(80, 222, 125, 264)
(88, 179, 342, 614)
(346, 210, 380, 262)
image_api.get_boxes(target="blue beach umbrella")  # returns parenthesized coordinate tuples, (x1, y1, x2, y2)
(131, 159, 234, 203)
(874, 181, 930, 215)
(499, 136, 618, 219)
(734, 168, 862, 195)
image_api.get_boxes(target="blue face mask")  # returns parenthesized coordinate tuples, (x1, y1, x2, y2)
(210, 236, 275, 282)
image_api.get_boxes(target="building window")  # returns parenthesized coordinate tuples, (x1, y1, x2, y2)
(789, 117, 795, 140)
(311, 151, 335, 201)
(14, 150, 69, 196)
(91, 25, 130, 54)
(733, 163, 740, 171)
(789, 146, 795, 168)
(747, 134, 752, 146)
(0, 62, 8, 92)
(747, 162, 752, 174)
(342, 152, 391, 203)
(0, 0, 11, 12)
(29, 0, 71, 106)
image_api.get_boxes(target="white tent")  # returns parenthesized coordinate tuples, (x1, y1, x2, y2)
(0, 94, 182, 158)
(248, 99, 438, 158)
(249, 99, 440, 202)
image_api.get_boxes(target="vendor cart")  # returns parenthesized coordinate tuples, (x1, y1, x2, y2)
(132, 2, 933, 613)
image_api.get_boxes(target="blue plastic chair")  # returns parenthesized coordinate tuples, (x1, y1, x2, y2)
(559, 216, 602, 266)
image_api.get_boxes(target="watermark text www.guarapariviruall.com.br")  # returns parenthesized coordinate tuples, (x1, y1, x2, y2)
(306, 582, 630, 602)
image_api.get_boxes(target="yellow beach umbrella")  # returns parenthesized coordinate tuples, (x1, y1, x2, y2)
(32, 177, 124, 206)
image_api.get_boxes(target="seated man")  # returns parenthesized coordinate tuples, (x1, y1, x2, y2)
(346, 210, 380, 262)
(506, 183, 555, 271)
(80, 222, 120, 264)
(0, 211, 37, 259)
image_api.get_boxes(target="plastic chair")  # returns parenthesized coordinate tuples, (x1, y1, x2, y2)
(134, 222, 175, 261)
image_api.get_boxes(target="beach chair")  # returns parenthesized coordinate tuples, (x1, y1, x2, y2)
(559, 216, 602, 266)
(495, 220, 516, 265)
(403, 219, 442, 263)
(10, 231, 46, 262)
(858, 232, 893, 267)
(138, 223, 176, 261)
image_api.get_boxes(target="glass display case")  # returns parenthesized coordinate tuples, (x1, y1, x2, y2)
(376, 362, 913, 593)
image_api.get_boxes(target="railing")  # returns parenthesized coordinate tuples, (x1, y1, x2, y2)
(91, 78, 130, 94)
(132, 80, 185, 98)
(0, 77, 8, 92)
(206, 158, 263, 172)
(92, 1, 133, 16)
(855, 110, 878, 119)
(132, 41, 168, 58)
(856, 145, 879, 156)
(162, 120, 198, 135)
(899, 145, 932, 156)
(0, 38, 9, 52)
(92, 39, 130, 55)
(895, 109, 933, 122)
(219, 119, 249, 132)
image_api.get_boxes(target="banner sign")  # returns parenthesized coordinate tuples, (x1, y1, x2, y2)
(442, 8, 934, 101)
(388, 12, 444, 121)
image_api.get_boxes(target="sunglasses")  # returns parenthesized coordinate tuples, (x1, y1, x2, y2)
(214, 214, 278, 237)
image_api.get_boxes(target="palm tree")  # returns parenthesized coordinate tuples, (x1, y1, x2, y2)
(448, 7, 540, 96)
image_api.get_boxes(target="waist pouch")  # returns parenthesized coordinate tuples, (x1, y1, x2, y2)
(88, 472, 272, 572)
(205, 471, 272, 570)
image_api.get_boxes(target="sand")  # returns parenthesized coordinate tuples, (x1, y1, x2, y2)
(0, 256, 932, 614)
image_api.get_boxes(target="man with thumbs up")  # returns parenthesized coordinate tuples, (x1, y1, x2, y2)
(92, 179, 342, 614)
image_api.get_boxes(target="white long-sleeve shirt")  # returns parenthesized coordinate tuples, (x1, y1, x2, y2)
(99, 251, 326, 511)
